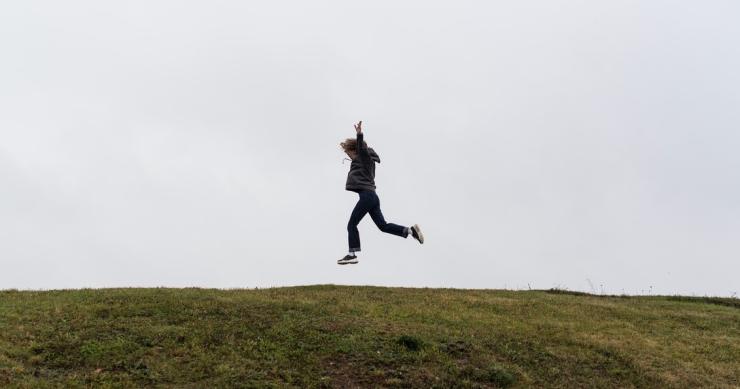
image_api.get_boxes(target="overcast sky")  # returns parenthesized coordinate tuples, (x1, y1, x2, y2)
(1, 1, 738, 295)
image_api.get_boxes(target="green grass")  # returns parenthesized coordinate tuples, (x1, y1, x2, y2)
(1, 286, 738, 388)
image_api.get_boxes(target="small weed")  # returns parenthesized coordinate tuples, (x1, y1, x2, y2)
(484, 366, 516, 387)
(397, 335, 423, 351)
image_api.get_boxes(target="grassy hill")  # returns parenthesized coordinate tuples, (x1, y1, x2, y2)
(1, 286, 738, 388)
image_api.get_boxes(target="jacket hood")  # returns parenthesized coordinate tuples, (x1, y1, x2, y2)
(367, 148, 381, 163)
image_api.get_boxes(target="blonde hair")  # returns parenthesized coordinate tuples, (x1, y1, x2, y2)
(340, 138, 364, 154)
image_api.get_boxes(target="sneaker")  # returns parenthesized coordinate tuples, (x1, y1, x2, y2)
(410, 224, 424, 244)
(338, 254, 358, 265)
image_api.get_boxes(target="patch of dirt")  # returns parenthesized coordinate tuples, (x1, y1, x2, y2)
(319, 357, 384, 388)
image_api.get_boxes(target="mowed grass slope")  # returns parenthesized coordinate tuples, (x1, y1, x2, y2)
(0, 286, 738, 388)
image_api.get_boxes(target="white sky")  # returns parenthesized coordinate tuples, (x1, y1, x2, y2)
(1, 1, 738, 296)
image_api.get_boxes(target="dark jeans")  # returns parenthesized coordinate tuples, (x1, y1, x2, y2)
(348, 190, 407, 252)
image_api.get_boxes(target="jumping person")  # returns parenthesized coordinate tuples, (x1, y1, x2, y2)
(338, 121, 424, 265)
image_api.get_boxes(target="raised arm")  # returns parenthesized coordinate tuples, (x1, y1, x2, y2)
(354, 121, 371, 163)
(354, 120, 365, 147)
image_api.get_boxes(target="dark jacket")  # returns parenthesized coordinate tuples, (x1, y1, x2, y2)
(345, 132, 381, 192)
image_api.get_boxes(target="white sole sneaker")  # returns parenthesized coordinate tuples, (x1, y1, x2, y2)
(337, 256, 359, 265)
(411, 224, 424, 244)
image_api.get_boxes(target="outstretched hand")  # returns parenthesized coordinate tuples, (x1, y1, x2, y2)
(354, 121, 363, 134)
